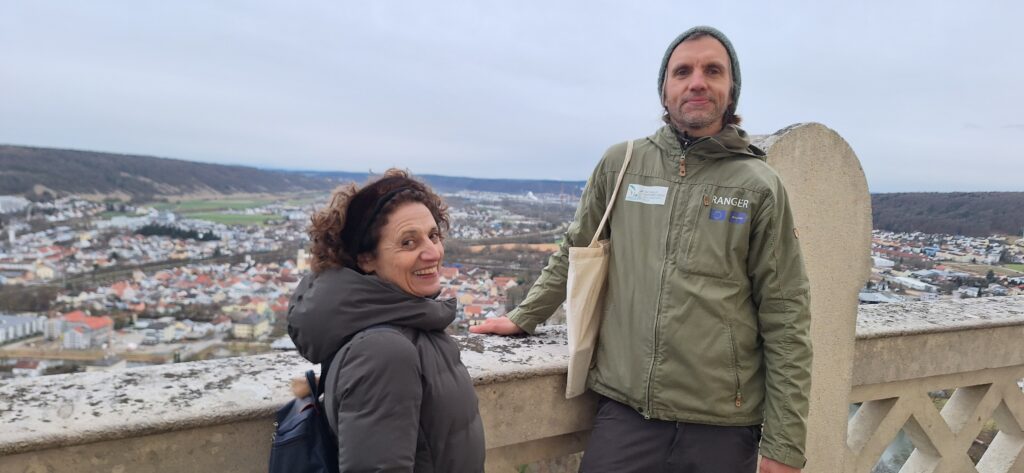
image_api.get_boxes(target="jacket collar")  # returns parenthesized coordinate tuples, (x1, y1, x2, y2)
(287, 267, 456, 364)
(649, 124, 766, 161)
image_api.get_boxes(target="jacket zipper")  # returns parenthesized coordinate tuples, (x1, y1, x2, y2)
(643, 152, 692, 417)
(644, 162, 684, 419)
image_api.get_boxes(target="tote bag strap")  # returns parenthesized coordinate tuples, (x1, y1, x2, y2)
(589, 140, 634, 248)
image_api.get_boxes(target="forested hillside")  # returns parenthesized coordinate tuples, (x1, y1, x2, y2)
(0, 145, 333, 200)
(0, 145, 586, 201)
(872, 192, 1024, 236)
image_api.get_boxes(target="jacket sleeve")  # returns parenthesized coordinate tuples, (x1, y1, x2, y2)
(746, 182, 812, 469)
(507, 150, 612, 334)
(334, 331, 422, 473)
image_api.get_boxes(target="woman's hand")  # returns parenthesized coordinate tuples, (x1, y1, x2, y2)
(468, 316, 525, 335)
(290, 376, 314, 398)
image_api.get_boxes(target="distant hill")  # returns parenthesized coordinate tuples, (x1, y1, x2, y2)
(0, 145, 334, 201)
(872, 192, 1024, 237)
(0, 145, 586, 202)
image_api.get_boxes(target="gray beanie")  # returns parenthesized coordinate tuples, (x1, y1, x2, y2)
(657, 26, 741, 110)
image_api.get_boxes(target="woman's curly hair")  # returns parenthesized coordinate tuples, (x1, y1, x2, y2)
(307, 169, 449, 274)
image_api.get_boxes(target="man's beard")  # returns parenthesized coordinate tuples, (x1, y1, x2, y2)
(670, 98, 724, 131)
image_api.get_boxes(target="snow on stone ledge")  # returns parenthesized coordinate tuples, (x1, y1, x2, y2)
(0, 325, 569, 456)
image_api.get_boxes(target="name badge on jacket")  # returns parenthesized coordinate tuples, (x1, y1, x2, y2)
(624, 184, 668, 205)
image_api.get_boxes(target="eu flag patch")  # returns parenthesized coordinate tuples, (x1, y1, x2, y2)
(709, 209, 728, 221)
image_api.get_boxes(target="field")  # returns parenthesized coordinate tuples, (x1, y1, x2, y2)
(147, 198, 278, 226)
(151, 198, 273, 213)
(98, 211, 135, 218)
(186, 212, 277, 226)
(944, 263, 1024, 277)
(467, 243, 560, 254)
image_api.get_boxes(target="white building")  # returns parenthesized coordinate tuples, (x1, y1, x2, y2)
(872, 256, 896, 268)
(94, 216, 152, 230)
(0, 196, 31, 214)
(888, 276, 938, 293)
(0, 314, 46, 344)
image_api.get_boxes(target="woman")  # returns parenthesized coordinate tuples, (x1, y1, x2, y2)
(288, 169, 485, 472)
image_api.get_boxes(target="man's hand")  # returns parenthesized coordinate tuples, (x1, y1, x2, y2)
(759, 457, 800, 473)
(468, 316, 525, 335)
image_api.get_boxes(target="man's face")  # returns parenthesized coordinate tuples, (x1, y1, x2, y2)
(661, 36, 732, 137)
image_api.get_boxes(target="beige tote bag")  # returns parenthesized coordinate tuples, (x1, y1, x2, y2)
(565, 140, 634, 399)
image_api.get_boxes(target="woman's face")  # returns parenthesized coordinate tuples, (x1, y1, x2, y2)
(358, 202, 444, 297)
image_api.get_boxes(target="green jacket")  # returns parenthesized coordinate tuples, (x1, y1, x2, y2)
(508, 124, 812, 468)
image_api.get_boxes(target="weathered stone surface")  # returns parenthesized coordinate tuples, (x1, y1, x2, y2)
(0, 350, 296, 456)
(0, 326, 571, 456)
(853, 297, 1024, 387)
(857, 295, 1024, 339)
(460, 325, 570, 385)
(755, 122, 873, 473)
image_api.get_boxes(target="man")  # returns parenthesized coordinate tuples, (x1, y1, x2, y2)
(471, 26, 811, 473)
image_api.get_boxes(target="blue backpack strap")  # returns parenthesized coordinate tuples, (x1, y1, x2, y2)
(305, 370, 319, 407)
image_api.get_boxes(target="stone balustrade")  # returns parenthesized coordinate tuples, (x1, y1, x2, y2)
(3, 297, 1023, 472)
(0, 325, 587, 472)
(849, 296, 1024, 473)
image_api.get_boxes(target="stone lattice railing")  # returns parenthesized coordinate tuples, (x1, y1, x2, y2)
(848, 296, 1024, 473)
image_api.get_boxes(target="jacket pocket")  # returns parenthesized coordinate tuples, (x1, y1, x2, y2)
(681, 186, 755, 279)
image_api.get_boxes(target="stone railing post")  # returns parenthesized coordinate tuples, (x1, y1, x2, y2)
(755, 123, 872, 472)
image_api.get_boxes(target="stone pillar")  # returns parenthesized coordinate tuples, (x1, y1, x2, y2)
(755, 123, 872, 472)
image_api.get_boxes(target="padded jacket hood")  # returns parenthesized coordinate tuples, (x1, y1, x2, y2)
(288, 267, 456, 364)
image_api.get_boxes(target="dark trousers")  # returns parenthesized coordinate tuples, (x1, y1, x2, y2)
(579, 396, 760, 473)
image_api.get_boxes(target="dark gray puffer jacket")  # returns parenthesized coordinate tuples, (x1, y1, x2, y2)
(288, 267, 485, 473)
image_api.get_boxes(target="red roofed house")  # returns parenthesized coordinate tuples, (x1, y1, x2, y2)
(110, 281, 138, 301)
(271, 295, 290, 316)
(13, 360, 47, 377)
(60, 312, 114, 350)
(211, 314, 233, 334)
(463, 305, 488, 327)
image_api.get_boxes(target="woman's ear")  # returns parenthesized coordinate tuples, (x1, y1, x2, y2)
(356, 253, 376, 274)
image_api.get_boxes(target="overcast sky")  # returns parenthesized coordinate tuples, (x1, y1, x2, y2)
(2, 1, 1022, 192)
